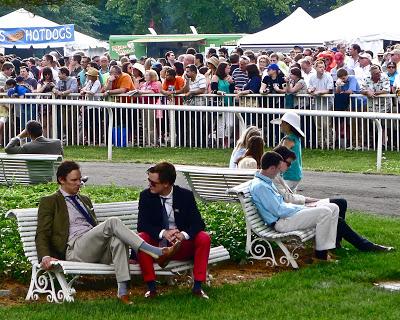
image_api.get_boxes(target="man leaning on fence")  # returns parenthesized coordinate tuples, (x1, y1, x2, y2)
(5, 120, 63, 155)
(250, 151, 338, 261)
(35, 160, 181, 304)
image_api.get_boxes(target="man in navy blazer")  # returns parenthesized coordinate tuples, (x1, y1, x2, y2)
(137, 162, 211, 299)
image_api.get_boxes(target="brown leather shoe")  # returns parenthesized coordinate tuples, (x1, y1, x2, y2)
(118, 294, 133, 305)
(156, 240, 182, 269)
(144, 290, 157, 298)
(192, 289, 209, 299)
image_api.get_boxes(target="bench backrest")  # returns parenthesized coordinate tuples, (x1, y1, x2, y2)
(227, 180, 273, 235)
(6, 201, 138, 265)
(175, 165, 256, 202)
(0, 153, 63, 185)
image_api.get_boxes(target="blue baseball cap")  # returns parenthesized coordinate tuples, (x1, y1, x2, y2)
(267, 63, 280, 71)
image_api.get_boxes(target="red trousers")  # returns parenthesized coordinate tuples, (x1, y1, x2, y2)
(138, 231, 211, 282)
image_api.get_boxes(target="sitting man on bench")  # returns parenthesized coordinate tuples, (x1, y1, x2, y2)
(273, 145, 394, 252)
(137, 162, 211, 299)
(35, 160, 181, 304)
(250, 151, 338, 261)
(5, 120, 63, 155)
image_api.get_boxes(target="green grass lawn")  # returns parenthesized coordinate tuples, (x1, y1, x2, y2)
(2, 212, 400, 319)
(61, 146, 400, 175)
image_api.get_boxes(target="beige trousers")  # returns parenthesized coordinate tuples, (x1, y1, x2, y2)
(275, 203, 339, 251)
(66, 217, 144, 282)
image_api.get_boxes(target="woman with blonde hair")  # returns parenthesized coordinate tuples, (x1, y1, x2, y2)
(137, 69, 162, 146)
(236, 136, 265, 169)
(229, 125, 261, 168)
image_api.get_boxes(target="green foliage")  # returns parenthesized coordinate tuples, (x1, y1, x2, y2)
(0, 1, 354, 41)
(199, 201, 247, 262)
(105, 0, 296, 34)
(0, 218, 31, 281)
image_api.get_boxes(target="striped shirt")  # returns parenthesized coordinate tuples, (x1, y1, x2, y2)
(232, 68, 249, 90)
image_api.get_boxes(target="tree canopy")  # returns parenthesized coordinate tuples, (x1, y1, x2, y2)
(0, 0, 352, 40)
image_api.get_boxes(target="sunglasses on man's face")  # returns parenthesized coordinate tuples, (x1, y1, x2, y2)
(387, 66, 396, 69)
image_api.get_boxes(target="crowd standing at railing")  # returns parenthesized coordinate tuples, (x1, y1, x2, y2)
(0, 43, 399, 150)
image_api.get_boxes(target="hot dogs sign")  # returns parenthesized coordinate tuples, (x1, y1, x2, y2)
(0, 24, 74, 45)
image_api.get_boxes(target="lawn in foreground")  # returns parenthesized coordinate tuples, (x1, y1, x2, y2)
(62, 146, 400, 175)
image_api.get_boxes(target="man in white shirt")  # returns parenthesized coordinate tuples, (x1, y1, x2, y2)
(299, 58, 316, 87)
(347, 43, 361, 72)
(183, 64, 207, 147)
(354, 52, 372, 86)
(308, 60, 334, 148)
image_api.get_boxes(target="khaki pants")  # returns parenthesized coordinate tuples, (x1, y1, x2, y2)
(66, 217, 144, 282)
(275, 203, 338, 251)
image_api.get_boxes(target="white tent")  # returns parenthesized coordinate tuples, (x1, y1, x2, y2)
(315, 0, 400, 53)
(0, 8, 108, 55)
(238, 7, 324, 49)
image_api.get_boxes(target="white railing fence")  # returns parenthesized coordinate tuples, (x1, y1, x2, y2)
(1, 96, 399, 171)
(0, 93, 399, 153)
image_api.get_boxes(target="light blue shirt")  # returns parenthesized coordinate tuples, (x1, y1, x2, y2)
(250, 172, 304, 225)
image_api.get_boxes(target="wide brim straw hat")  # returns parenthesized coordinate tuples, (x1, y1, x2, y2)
(270, 111, 305, 137)
(132, 63, 145, 76)
(206, 56, 219, 68)
(85, 67, 99, 77)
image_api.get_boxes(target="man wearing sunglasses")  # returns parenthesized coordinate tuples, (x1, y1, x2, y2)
(273, 146, 393, 253)
(250, 151, 339, 261)
(137, 162, 211, 299)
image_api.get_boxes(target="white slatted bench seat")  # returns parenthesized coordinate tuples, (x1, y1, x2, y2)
(227, 181, 315, 269)
(6, 201, 230, 303)
(175, 165, 256, 202)
(0, 153, 62, 185)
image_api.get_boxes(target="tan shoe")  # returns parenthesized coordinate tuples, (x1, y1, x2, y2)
(118, 294, 133, 305)
(156, 240, 182, 268)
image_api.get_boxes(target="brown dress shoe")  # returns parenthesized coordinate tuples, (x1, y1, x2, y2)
(144, 290, 157, 298)
(156, 240, 182, 268)
(192, 289, 209, 299)
(118, 294, 133, 305)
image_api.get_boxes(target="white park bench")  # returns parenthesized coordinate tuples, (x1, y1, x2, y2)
(175, 165, 256, 202)
(227, 181, 315, 269)
(0, 153, 62, 185)
(6, 201, 230, 303)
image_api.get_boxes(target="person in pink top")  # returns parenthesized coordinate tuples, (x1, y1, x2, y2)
(137, 70, 162, 146)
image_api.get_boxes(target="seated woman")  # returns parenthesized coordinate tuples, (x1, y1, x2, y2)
(235, 136, 264, 169)
(229, 126, 261, 168)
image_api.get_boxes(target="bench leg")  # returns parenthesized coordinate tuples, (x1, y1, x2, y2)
(26, 264, 78, 303)
(275, 240, 299, 269)
(248, 237, 278, 267)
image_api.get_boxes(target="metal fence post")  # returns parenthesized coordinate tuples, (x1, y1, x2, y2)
(107, 107, 113, 161)
(169, 110, 176, 147)
(374, 119, 383, 172)
(51, 94, 57, 139)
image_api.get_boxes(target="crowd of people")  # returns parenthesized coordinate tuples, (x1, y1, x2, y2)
(0, 42, 399, 148)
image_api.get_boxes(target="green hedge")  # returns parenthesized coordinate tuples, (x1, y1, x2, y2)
(0, 184, 246, 282)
